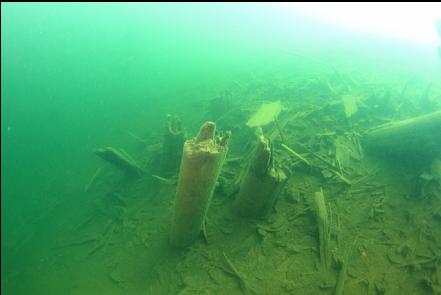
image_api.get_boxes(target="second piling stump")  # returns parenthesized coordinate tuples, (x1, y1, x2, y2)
(234, 135, 287, 218)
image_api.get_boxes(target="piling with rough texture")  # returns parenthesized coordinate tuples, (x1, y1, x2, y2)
(170, 122, 230, 247)
(234, 135, 286, 218)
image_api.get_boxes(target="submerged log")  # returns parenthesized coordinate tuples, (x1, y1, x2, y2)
(94, 147, 142, 177)
(234, 135, 287, 218)
(363, 110, 441, 157)
(160, 114, 185, 176)
(170, 122, 230, 247)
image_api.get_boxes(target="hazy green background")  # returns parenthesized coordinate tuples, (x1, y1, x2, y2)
(1, 3, 440, 292)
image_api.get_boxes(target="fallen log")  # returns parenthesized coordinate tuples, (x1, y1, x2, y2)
(363, 110, 441, 157)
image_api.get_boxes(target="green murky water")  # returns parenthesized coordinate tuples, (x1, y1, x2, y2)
(2, 3, 441, 295)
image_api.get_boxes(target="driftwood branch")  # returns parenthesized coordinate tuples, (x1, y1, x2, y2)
(94, 147, 143, 177)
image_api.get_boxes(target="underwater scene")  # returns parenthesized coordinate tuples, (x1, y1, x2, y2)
(2, 3, 441, 295)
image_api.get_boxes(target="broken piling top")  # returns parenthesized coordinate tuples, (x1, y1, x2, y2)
(196, 121, 216, 142)
(246, 100, 282, 128)
(189, 121, 231, 154)
(165, 114, 184, 135)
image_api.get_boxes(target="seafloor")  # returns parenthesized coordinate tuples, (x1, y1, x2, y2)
(3, 70, 441, 295)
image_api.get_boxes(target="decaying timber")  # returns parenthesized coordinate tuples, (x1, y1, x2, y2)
(234, 135, 287, 218)
(363, 110, 441, 157)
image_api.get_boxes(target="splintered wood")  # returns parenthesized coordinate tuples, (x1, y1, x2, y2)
(314, 189, 331, 270)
